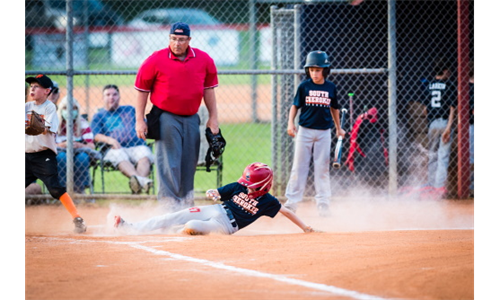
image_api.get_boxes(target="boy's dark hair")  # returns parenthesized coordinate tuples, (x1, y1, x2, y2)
(103, 84, 119, 93)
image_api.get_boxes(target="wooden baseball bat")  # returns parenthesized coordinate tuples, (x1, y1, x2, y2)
(332, 108, 348, 169)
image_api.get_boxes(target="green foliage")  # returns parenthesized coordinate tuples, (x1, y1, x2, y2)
(195, 122, 272, 194)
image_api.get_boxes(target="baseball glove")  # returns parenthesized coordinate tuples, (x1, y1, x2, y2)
(204, 128, 226, 172)
(25, 110, 46, 136)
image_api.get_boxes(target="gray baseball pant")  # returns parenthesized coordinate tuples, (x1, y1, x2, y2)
(124, 204, 238, 235)
(284, 126, 332, 210)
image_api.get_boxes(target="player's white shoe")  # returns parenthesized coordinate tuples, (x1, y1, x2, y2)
(114, 216, 124, 228)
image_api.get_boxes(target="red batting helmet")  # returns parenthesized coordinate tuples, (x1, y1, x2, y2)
(237, 162, 273, 199)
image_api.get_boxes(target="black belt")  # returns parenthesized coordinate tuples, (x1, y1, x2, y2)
(221, 204, 238, 228)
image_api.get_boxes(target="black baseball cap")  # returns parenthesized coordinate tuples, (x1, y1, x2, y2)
(26, 74, 54, 91)
(170, 22, 190, 37)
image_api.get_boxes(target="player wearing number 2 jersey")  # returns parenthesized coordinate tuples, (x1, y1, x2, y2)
(422, 59, 457, 198)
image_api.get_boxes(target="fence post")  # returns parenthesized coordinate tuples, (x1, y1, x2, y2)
(387, 0, 398, 196)
(270, 5, 279, 195)
(65, 0, 75, 194)
(249, 0, 259, 123)
(457, 0, 471, 199)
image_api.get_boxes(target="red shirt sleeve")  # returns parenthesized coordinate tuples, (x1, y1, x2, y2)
(204, 56, 218, 89)
(134, 51, 160, 92)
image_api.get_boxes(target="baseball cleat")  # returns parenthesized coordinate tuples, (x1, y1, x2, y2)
(182, 227, 204, 235)
(73, 217, 87, 234)
(114, 216, 124, 228)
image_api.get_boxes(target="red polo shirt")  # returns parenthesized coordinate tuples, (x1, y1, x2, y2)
(134, 46, 218, 116)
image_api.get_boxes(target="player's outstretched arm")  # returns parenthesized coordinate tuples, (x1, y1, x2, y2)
(279, 206, 319, 233)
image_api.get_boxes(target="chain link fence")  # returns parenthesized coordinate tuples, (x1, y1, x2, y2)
(25, 0, 473, 201)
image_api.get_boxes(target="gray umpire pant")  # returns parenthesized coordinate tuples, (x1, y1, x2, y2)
(156, 111, 200, 211)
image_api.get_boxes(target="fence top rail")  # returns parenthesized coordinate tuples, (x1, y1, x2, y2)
(25, 68, 387, 76)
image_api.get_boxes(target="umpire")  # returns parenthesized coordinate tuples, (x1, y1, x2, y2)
(134, 22, 220, 211)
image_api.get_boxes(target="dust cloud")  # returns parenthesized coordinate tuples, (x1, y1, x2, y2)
(295, 184, 473, 234)
(242, 174, 473, 235)
(23, 193, 474, 236)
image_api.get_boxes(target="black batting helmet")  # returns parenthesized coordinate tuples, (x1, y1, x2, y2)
(304, 50, 331, 78)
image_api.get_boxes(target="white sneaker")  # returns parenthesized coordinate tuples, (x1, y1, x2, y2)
(137, 176, 153, 194)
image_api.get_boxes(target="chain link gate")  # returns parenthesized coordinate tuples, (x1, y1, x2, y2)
(270, 5, 299, 196)
(25, 0, 473, 202)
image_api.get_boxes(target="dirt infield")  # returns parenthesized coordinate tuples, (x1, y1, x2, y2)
(25, 198, 473, 300)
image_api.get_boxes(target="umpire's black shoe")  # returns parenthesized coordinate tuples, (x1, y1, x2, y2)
(73, 217, 87, 234)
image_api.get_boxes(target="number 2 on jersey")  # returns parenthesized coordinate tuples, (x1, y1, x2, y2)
(431, 90, 441, 108)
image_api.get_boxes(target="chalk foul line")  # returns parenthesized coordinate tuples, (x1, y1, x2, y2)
(129, 243, 387, 300)
(38, 237, 386, 300)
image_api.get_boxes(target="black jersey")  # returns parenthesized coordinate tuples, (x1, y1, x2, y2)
(293, 79, 340, 130)
(424, 78, 457, 124)
(217, 182, 282, 230)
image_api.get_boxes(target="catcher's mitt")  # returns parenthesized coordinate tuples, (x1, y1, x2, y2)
(204, 128, 226, 172)
(25, 110, 46, 136)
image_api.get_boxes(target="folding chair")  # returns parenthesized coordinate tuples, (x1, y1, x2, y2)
(91, 142, 155, 194)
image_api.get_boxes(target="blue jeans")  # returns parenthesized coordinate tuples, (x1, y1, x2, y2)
(56, 150, 91, 193)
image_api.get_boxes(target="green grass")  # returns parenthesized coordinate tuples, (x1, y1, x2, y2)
(194, 122, 272, 193)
